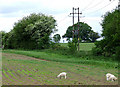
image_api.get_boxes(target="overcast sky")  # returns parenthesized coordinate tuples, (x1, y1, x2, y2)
(0, 0, 118, 42)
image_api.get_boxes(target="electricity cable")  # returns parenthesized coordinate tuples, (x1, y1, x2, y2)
(84, 0, 115, 16)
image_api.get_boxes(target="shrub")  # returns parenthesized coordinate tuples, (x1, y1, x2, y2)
(93, 9, 120, 58)
(49, 41, 56, 49)
(68, 39, 77, 53)
(115, 46, 120, 61)
(92, 47, 103, 56)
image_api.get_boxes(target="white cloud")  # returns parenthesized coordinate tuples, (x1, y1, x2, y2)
(0, 17, 21, 32)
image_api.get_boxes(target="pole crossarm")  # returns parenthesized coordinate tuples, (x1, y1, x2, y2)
(70, 13, 82, 15)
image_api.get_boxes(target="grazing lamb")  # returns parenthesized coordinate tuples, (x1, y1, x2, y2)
(106, 73, 117, 81)
(57, 72, 67, 79)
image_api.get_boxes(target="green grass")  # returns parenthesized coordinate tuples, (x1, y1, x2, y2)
(60, 43, 68, 47)
(60, 43, 95, 51)
(3, 49, 118, 68)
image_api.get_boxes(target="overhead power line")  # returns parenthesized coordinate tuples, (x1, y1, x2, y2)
(56, 8, 70, 24)
(81, 0, 96, 12)
(84, 0, 115, 15)
(57, 15, 68, 24)
(82, 0, 104, 12)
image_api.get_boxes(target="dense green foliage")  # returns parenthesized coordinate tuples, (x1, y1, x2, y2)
(2, 13, 57, 49)
(93, 9, 120, 59)
(63, 22, 100, 42)
(0, 31, 6, 47)
(67, 38, 78, 53)
(53, 34, 61, 43)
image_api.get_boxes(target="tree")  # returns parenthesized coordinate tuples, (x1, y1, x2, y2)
(0, 31, 6, 47)
(2, 30, 16, 49)
(93, 9, 120, 58)
(89, 31, 100, 42)
(53, 34, 61, 43)
(3, 13, 57, 49)
(63, 22, 100, 42)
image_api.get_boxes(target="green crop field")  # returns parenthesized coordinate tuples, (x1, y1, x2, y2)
(2, 47, 119, 85)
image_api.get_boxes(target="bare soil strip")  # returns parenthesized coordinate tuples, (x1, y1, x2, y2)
(2, 53, 49, 61)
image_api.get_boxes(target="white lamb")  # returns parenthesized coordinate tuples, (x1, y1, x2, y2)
(106, 73, 117, 81)
(57, 72, 67, 79)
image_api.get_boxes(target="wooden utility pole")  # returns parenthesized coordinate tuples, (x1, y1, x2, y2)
(70, 7, 75, 39)
(69, 7, 82, 51)
(77, 7, 80, 51)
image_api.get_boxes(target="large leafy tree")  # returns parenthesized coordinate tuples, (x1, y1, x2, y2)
(93, 9, 120, 58)
(3, 13, 57, 49)
(63, 22, 100, 42)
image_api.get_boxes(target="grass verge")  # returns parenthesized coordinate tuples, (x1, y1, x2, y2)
(2, 49, 118, 68)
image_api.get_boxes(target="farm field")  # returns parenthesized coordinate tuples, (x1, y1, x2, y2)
(2, 49, 118, 85)
(60, 43, 95, 51)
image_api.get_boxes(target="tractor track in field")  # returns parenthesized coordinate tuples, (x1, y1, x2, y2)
(2, 53, 118, 85)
